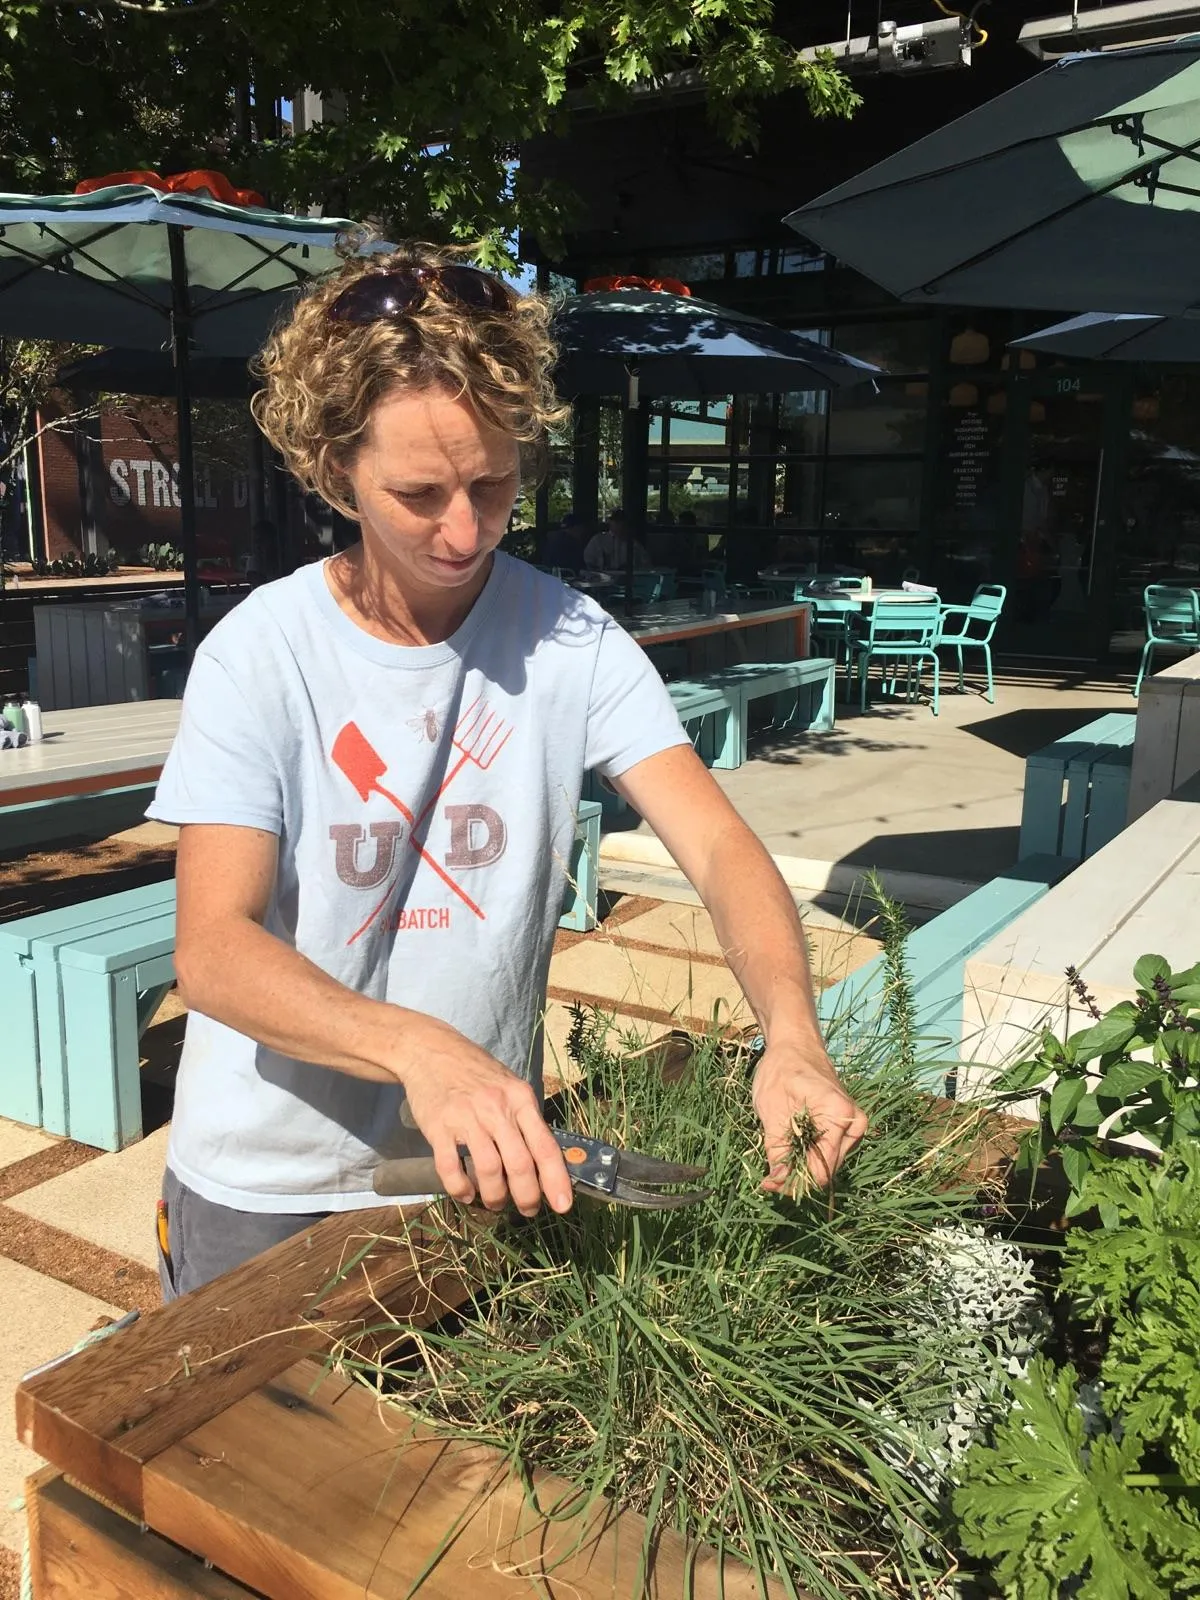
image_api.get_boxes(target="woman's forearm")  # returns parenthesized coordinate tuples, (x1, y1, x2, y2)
(695, 822, 831, 1062)
(176, 915, 454, 1086)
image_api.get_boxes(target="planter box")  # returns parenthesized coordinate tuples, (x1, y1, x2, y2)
(16, 1095, 1031, 1600)
(1128, 649, 1200, 822)
(16, 1202, 790, 1599)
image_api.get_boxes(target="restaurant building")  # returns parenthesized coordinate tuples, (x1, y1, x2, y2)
(520, 0, 1200, 661)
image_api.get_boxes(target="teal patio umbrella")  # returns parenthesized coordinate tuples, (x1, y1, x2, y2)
(785, 37, 1200, 315)
(0, 178, 388, 650)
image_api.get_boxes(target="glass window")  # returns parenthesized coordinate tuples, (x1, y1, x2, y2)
(778, 391, 829, 455)
(943, 310, 1014, 374)
(822, 460, 923, 532)
(827, 380, 928, 455)
(832, 319, 931, 376)
(776, 459, 823, 529)
(825, 534, 918, 585)
(775, 244, 827, 274)
(644, 251, 727, 281)
(1113, 372, 1200, 634)
(649, 399, 732, 454)
(733, 249, 762, 277)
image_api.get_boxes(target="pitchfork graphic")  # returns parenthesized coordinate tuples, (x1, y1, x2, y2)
(331, 722, 484, 933)
(410, 695, 514, 835)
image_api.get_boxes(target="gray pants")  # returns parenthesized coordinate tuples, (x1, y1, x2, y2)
(158, 1166, 332, 1301)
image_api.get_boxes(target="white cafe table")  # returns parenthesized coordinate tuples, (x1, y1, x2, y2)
(0, 699, 182, 811)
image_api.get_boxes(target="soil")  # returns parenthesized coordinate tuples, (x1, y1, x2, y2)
(0, 826, 177, 924)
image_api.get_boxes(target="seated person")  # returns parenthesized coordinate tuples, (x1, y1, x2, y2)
(542, 511, 587, 572)
(583, 509, 650, 572)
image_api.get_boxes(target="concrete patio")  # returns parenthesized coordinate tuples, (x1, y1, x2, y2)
(601, 665, 1135, 914)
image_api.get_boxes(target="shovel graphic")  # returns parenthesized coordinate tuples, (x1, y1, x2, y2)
(332, 722, 483, 926)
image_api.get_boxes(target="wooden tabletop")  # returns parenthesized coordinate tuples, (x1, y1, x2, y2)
(623, 601, 811, 647)
(0, 699, 182, 808)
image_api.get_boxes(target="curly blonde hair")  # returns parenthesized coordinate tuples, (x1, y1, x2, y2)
(251, 242, 569, 518)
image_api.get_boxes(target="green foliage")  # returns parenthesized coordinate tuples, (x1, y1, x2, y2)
(139, 541, 184, 571)
(340, 1029, 983, 1599)
(0, 3, 858, 259)
(1062, 1143, 1200, 1481)
(953, 1144, 1200, 1597)
(865, 871, 916, 1074)
(30, 549, 120, 578)
(953, 1357, 1200, 1600)
(992, 956, 1200, 1209)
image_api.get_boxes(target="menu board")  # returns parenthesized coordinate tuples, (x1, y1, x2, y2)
(935, 391, 1006, 532)
(948, 408, 990, 513)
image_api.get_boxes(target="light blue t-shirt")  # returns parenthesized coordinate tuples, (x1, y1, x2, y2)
(148, 554, 688, 1212)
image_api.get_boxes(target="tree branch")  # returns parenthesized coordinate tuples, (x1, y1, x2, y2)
(28, 0, 223, 13)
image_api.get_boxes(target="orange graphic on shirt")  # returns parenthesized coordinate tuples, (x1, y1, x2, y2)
(330, 700, 512, 943)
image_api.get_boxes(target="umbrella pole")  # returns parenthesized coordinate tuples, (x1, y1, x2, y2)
(168, 225, 202, 664)
(621, 367, 644, 618)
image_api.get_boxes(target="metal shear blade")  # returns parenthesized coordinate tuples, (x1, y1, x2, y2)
(554, 1128, 709, 1209)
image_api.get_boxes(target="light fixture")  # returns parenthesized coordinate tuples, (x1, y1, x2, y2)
(949, 326, 990, 365)
(1133, 394, 1161, 421)
(904, 380, 929, 397)
(949, 381, 980, 407)
(1029, 400, 1047, 423)
(986, 390, 1007, 415)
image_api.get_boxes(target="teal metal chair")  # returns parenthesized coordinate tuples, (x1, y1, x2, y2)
(852, 599, 942, 716)
(935, 583, 1006, 704)
(802, 577, 868, 698)
(1134, 585, 1200, 697)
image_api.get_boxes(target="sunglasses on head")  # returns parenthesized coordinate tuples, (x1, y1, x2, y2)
(327, 264, 515, 323)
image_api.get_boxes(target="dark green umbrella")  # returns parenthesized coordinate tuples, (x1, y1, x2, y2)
(786, 37, 1200, 315)
(0, 180, 387, 652)
(1011, 311, 1200, 362)
(553, 288, 878, 607)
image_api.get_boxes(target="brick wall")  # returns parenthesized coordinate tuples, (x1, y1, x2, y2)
(35, 400, 255, 568)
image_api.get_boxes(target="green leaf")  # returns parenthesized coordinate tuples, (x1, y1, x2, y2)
(1051, 1076, 1087, 1134)
(1096, 1063, 1163, 1105)
(1135, 954, 1172, 991)
(1070, 1014, 1139, 1062)
(1061, 1141, 1095, 1195)
(994, 1056, 1056, 1094)
(953, 1357, 1198, 1599)
(1070, 1093, 1104, 1133)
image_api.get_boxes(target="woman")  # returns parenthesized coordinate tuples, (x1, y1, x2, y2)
(148, 244, 866, 1298)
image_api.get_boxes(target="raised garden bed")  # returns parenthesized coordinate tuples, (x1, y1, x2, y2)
(18, 959, 1200, 1599)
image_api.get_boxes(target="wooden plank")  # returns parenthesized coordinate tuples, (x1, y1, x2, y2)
(144, 1362, 789, 1600)
(15, 1204, 470, 1519)
(0, 764, 167, 807)
(27, 1470, 255, 1599)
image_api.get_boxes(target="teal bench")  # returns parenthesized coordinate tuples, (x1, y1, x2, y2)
(670, 658, 837, 772)
(560, 799, 603, 932)
(0, 782, 158, 855)
(705, 658, 836, 743)
(1018, 712, 1136, 861)
(1, 798, 606, 1145)
(668, 678, 744, 769)
(56, 911, 176, 1150)
(0, 880, 176, 1138)
(818, 854, 1070, 1092)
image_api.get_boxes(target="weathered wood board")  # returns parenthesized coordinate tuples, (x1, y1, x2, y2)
(17, 1201, 789, 1598)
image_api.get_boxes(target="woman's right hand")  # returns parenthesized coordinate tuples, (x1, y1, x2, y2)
(398, 1031, 574, 1218)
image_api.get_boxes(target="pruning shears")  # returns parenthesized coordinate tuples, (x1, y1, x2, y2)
(373, 1126, 710, 1210)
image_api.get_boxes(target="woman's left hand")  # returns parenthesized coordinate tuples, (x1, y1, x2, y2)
(751, 1039, 869, 1191)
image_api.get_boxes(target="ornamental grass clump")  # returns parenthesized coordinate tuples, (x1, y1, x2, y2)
(345, 1021, 994, 1600)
